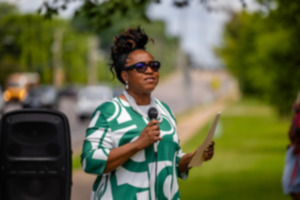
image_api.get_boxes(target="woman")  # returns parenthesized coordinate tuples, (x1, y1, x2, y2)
(81, 27, 214, 200)
(283, 91, 300, 199)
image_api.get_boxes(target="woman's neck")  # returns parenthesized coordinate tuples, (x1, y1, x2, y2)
(126, 90, 151, 105)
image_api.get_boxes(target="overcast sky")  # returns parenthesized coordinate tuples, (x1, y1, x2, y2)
(147, 0, 259, 68)
(2, 0, 259, 68)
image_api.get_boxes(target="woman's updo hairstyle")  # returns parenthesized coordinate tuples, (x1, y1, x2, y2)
(110, 26, 151, 84)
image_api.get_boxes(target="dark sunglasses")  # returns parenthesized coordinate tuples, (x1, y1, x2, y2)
(123, 61, 161, 73)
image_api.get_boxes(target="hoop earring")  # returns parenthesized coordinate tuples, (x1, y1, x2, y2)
(125, 81, 129, 90)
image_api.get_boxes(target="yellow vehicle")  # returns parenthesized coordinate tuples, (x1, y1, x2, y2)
(3, 73, 39, 103)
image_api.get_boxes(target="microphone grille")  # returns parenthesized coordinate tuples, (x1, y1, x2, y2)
(148, 107, 158, 120)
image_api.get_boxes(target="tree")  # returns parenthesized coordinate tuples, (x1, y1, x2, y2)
(217, 0, 300, 115)
(39, 0, 150, 31)
(0, 2, 18, 19)
(0, 2, 180, 88)
(39, 0, 247, 31)
(0, 11, 93, 85)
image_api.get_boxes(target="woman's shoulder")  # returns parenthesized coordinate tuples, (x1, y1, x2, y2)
(156, 99, 170, 109)
(93, 97, 121, 116)
(155, 99, 175, 117)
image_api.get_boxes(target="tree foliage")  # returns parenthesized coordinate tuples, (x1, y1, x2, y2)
(0, 3, 179, 88)
(0, 5, 93, 86)
(40, 0, 249, 32)
(0, 2, 18, 19)
(217, 0, 300, 115)
(39, 0, 151, 31)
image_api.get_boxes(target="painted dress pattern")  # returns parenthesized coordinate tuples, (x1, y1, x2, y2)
(81, 97, 187, 200)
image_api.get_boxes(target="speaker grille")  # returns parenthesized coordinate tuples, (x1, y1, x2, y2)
(5, 114, 62, 159)
(5, 177, 62, 200)
(0, 109, 72, 200)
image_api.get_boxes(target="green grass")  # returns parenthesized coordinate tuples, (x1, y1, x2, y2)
(179, 98, 291, 200)
(72, 153, 82, 170)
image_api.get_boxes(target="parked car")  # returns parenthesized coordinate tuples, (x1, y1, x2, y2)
(22, 85, 59, 109)
(75, 85, 113, 121)
(58, 84, 80, 99)
(3, 73, 39, 103)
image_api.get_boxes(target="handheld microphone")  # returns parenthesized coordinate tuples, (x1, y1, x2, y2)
(148, 107, 159, 197)
(148, 107, 158, 120)
(148, 107, 158, 154)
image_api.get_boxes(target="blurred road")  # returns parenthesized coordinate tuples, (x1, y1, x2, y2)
(0, 69, 239, 200)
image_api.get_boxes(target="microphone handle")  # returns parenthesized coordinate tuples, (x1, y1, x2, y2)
(154, 142, 158, 154)
(150, 118, 158, 155)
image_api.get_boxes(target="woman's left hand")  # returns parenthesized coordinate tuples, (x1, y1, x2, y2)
(203, 141, 215, 161)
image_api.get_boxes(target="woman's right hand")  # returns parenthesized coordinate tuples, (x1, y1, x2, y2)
(134, 120, 161, 150)
(104, 120, 161, 173)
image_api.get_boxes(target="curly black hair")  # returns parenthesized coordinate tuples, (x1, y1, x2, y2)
(110, 27, 151, 84)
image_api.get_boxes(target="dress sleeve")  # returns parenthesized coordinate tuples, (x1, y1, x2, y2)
(81, 102, 115, 175)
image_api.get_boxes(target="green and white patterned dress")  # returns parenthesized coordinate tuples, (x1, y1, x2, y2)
(81, 97, 187, 200)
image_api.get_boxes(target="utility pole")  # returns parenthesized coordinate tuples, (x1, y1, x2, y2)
(176, 4, 192, 109)
(52, 29, 64, 88)
(87, 36, 99, 85)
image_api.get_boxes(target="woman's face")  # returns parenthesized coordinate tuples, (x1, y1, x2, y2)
(122, 49, 159, 95)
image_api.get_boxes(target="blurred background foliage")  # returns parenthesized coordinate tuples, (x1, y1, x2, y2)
(1, 0, 300, 116)
(0, 4, 90, 85)
(0, 1, 179, 89)
(216, 0, 300, 116)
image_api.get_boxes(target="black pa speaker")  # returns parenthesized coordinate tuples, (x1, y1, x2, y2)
(0, 109, 72, 200)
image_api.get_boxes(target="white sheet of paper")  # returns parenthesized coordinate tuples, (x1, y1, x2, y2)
(188, 111, 221, 168)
